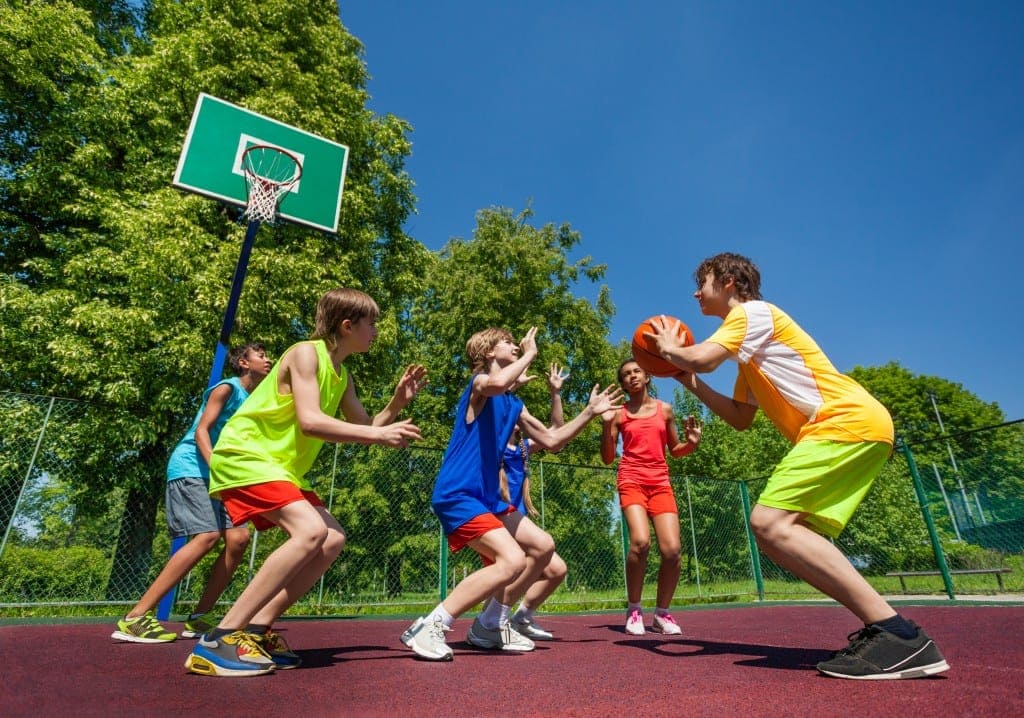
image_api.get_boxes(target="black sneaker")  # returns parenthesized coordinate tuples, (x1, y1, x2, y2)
(816, 624, 950, 680)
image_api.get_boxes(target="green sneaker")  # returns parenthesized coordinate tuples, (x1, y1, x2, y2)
(111, 611, 177, 643)
(181, 613, 217, 639)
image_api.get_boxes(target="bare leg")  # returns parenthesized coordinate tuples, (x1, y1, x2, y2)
(216, 501, 328, 631)
(623, 504, 652, 604)
(651, 512, 681, 610)
(498, 512, 554, 606)
(441, 528, 526, 618)
(194, 526, 250, 615)
(521, 551, 567, 610)
(750, 504, 895, 624)
(126, 531, 221, 618)
(250, 507, 346, 626)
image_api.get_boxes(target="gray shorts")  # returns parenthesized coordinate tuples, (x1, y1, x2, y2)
(165, 477, 236, 538)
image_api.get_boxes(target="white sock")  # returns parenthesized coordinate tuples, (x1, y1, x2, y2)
(427, 603, 454, 629)
(513, 603, 535, 623)
(480, 599, 507, 629)
(655, 607, 670, 617)
(627, 602, 642, 613)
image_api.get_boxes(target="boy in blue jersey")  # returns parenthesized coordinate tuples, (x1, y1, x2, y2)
(400, 328, 623, 661)
(112, 343, 272, 643)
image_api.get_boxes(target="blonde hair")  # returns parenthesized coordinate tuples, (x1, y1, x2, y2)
(311, 288, 380, 350)
(465, 327, 514, 373)
(499, 430, 538, 518)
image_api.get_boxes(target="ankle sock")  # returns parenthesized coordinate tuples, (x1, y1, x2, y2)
(480, 600, 507, 630)
(513, 604, 535, 623)
(627, 602, 642, 614)
(655, 607, 670, 617)
(428, 603, 454, 630)
(206, 627, 232, 640)
(871, 614, 918, 640)
(247, 623, 270, 635)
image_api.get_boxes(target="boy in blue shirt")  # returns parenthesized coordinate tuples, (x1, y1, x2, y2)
(112, 343, 271, 643)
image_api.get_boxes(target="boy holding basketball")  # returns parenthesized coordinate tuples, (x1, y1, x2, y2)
(184, 288, 425, 677)
(112, 343, 271, 644)
(647, 252, 948, 680)
(400, 327, 622, 661)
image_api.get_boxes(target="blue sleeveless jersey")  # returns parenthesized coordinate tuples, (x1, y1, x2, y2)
(431, 377, 523, 534)
(495, 441, 528, 515)
(166, 377, 249, 482)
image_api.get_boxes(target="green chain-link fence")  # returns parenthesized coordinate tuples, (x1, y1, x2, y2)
(1, 391, 1021, 617)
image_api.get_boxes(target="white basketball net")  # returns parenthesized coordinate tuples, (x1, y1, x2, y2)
(242, 145, 302, 224)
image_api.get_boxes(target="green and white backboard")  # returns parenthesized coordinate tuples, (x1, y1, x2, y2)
(173, 93, 349, 232)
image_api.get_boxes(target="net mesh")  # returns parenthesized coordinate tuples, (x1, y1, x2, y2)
(242, 145, 302, 224)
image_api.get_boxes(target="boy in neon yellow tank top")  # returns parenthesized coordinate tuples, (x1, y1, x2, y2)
(184, 288, 426, 678)
(646, 252, 948, 681)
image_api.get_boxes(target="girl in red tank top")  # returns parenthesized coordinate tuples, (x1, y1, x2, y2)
(600, 359, 701, 636)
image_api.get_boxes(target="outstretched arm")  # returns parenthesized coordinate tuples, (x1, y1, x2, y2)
(547, 362, 567, 428)
(372, 364, 428, 426)
(674, 372, 757, 431)
(520, 383, 624, 453)
(287, 344, 423, 447)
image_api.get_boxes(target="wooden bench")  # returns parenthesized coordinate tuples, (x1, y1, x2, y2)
(886, 568, 1012, 593)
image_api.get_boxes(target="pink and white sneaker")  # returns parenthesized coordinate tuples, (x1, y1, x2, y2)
(651, 612, 682, 635)
(625, 608, 645, 636)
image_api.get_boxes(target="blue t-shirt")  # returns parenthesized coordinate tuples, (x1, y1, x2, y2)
(431, 377, 524, 534)
(495, 440, 528, 515)
(166, 377, 250, 482)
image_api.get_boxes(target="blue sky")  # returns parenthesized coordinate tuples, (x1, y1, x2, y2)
(339, 2, 1024, 423)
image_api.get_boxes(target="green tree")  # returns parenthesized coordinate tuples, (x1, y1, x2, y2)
(1, 0, 426, 598)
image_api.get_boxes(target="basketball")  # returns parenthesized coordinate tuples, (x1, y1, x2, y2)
(631, 316, 693, 377)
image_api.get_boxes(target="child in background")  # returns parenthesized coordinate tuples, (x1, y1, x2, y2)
(185, 288, 424, 677)
(601, 359, 701, 636)
(401, 327, 622, 661)
(112, 343, 272, 643)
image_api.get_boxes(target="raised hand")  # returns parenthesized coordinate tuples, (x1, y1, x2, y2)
(682, 414, 702, 445)
(547, 362, 569, 392)
(518, 326, 538, 360)
(376, 419, 422, 449)
(511, 371, 537, 391)
(393, 364, 428, 405)
(587, 383, 625, 417)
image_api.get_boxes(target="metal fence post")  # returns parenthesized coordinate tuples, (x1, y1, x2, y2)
(682, 476, 703, 598)
(897, 440, 955, 600)
(738, 481, 765, 601)
(438, 525, 448, 601)
(0, 397, 55, 560)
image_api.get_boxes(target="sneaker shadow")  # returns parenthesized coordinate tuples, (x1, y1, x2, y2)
(595, 623, 833, 671)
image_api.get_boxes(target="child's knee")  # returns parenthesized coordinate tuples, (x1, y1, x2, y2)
(548, 554, 568, 581)
(322, 528, 346, 559)
(496, 549, 528, 582)
(225, 529, 250, 552)
(630, 539, 651, 558)
(190, 531, 220, 552)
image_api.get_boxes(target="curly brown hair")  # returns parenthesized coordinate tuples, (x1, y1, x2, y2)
(693, 252, 762, 301)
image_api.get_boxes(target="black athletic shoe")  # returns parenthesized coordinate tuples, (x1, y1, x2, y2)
(816, 624, 950, 680)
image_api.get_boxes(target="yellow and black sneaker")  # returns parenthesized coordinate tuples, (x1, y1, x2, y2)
(111, 611, 177, 644)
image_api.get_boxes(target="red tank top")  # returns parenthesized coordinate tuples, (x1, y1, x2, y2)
(617, 401, 670, 487)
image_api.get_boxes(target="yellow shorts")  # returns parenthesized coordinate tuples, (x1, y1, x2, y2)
(757, 440, 891, 538)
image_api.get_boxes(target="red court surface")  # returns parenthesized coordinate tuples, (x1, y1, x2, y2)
(3, 603, 1022, 717)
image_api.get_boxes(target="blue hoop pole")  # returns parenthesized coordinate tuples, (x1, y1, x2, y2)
(156, 219, 261, 621)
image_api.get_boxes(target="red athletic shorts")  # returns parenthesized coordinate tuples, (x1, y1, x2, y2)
(220, 480, 325, 531)
(447, 512, 505, 554)
(618, 482, 678, 517)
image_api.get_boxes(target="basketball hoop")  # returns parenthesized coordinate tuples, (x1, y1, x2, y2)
(241, 144, 302, 224)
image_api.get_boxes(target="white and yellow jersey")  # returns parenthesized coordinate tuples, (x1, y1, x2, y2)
(706, 301, 893, 445)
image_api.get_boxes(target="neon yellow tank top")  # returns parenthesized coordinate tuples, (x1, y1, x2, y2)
(209, 340, 347, 495)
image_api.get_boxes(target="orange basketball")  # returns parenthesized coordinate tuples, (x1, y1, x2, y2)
(631, 316, 693, 377)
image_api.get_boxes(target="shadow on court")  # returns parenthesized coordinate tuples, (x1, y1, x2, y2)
(2, 603, 1020, 717)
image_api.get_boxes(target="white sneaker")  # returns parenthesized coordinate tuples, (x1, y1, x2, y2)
(625, 608, 645, 636)
(651, 612, 682, 635)
(466, 617, 535, 652)
(511, 616, 554, 641)
(401, 616, 454, 661)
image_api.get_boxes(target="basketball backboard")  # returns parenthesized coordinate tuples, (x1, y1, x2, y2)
(173, 93, 349, 232)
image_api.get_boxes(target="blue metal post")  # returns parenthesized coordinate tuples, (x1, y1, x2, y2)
(156, 219, 261, 621)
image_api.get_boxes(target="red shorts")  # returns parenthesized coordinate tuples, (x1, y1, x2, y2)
(220, 481, 325, 531)
(447, 512, 505, 554)
(618, 482, 678, 517)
